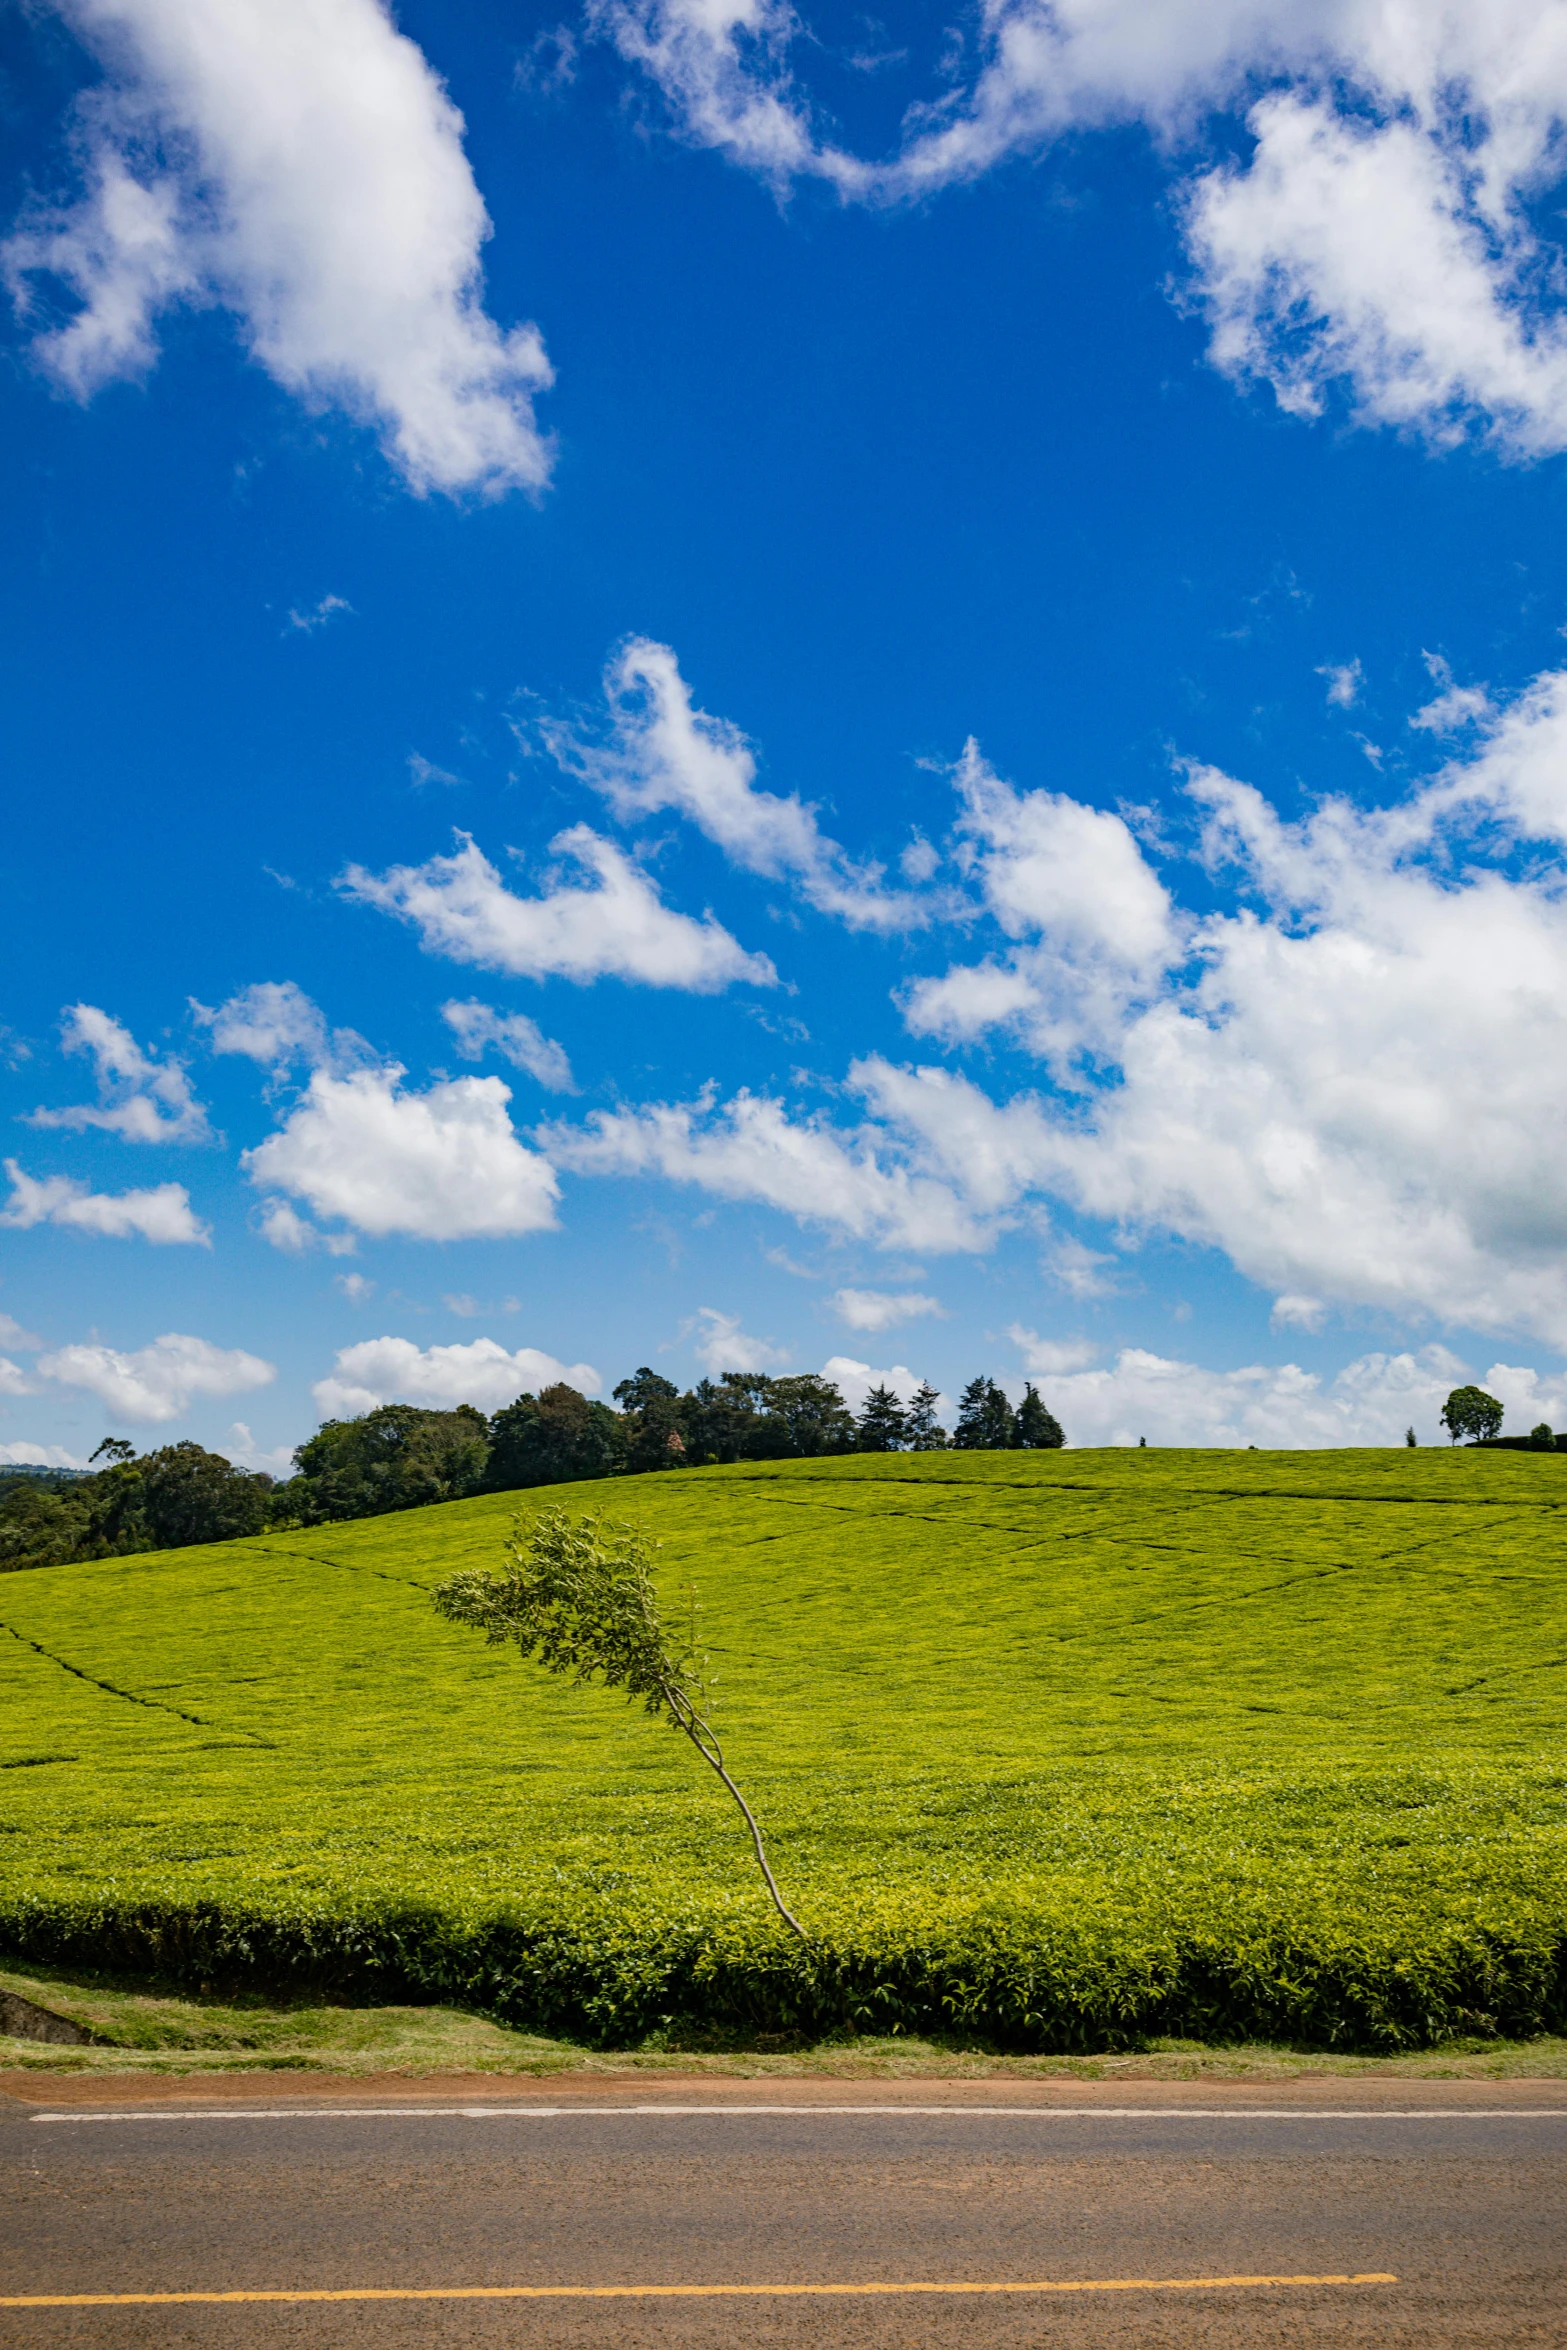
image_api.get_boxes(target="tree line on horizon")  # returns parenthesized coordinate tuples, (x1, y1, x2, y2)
(0, 1366, 1064, 1569)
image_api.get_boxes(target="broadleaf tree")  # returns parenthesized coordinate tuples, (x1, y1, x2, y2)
(435, 1508, 805, 1940)
(1440, 1386, 1504, 1445)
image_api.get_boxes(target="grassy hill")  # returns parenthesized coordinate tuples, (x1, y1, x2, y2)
(2, 1447, 1565, 2050)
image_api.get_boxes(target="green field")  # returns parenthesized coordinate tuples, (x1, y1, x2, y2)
(2, 1449, 1565, 2051)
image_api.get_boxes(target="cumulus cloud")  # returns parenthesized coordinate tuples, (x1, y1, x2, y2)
(342, 828, 774, 993)
(246, 1065, 559, 1244)
(5, 0, 553, 496)
(596, 0, 1567, 455)
(441, 998, 576, 1092)
(0, 1158, 208, 1244)
(37, 1331, 275, 1423)
(0, 1359, 34, 1399)
(29, 1003, 208, 1142)
(313, 1334, 600, 1418)
(0, 1313, 42, 1351)
(1015, 1339, 1566, 1451)
(550, 657, 1567, 1348)
(543, 1078, 996, 1254)
(193, 981, 331, 1070)
(256, 1199, 358, 1258)
(821, 1354, 932, 1418)
(830, 1286, 943, 1333)
(537, 637, 923, 931)
(686, 1306, 788, 1376)
(903, 741, 1177, 1079)
(0, 1441, 91, 1467)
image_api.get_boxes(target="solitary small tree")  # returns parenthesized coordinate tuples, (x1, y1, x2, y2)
(1440, 1386, 1503, 1445)
(435, 1508, 804, 1940)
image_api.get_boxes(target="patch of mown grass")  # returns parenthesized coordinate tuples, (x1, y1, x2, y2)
(1, 1448, 1565, 2051)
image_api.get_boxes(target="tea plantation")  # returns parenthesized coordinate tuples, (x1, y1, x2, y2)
(2, 1448, 1565, 2050)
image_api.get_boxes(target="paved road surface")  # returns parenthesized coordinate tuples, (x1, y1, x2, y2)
(3, 2077, 1564, 2346)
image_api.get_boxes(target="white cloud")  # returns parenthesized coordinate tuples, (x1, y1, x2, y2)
(313, 1334, 600, 1418)
(549, 654, 1567, 1349)
(246, 1066, 559, 1244)
(597, 0, 1567, 456)
(821, 1355, 932, 1418)
(1319, 659, 1363, 709)
(441, 998, 576, 1092)
(5, 0, 553, 497)
(256, 1199, 356, 1258)
(830, 1287, 943, 1333)
(224, 1421, 296, 1478)
(1184, 89, 1567, 455)
(0, 1313, 42, 1351)
(0, 1158, 208, 1244)
(1007, 1327, 1101, 1376)
(37, 1331, 275, 1423)
(902, 742, 1177, 1079)
(1018, 1340, 1562, 1450)
(29, 1003, 208, 1142)
(0, 1359, 34, 1399)
(194, 980, 329, 1070)
(285, 593, 353, 635)
(342, 828, 774, 992)
(543, 1080, 994, 1254)
(335, 1272, 376, 1303)
(0, 1441, 90, 1467)
(538, 637, 923, 931)
(686, 1306, 788, 1376)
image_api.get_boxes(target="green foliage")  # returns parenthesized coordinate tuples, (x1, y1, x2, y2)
(613, 1369, 687, 1473)
(903, 1381, 947, 1451)
(283, 1404, 490, 1522)
(437, 1508, 686, 1715)
(951, 1375, 1017, 1449)
(0, 1444, 272, 1571)
(1015, 1382, 1065, 1449)
(4, 1447, 1566, 2049)
(855, 1383, 907, 1452)
(437, 1508, 804, 1937)
(486, 1388, 626, 1491)
(0, 1478, 93, 1572)
(91, 1443, 273, 1551)
(1441, 1385, 1504, 1445)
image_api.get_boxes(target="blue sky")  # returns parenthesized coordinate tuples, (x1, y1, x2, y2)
(7, 0, 1567, 1463)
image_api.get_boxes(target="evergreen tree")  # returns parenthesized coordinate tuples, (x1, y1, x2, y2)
(1015, 1382, 1065, 1449)
(903, 1380, 947, 1450)
(951, 1376, 1017, 1450)
(856, 1383, 907, 1452)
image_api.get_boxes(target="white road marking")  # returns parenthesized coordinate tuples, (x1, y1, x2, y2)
(27, 2103, 1567, 2124)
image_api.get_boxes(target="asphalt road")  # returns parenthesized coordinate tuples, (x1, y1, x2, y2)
(3, 2079, 1564, 2347)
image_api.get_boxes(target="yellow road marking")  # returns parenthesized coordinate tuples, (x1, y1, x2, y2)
(0, 2274, 1399, 2307)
